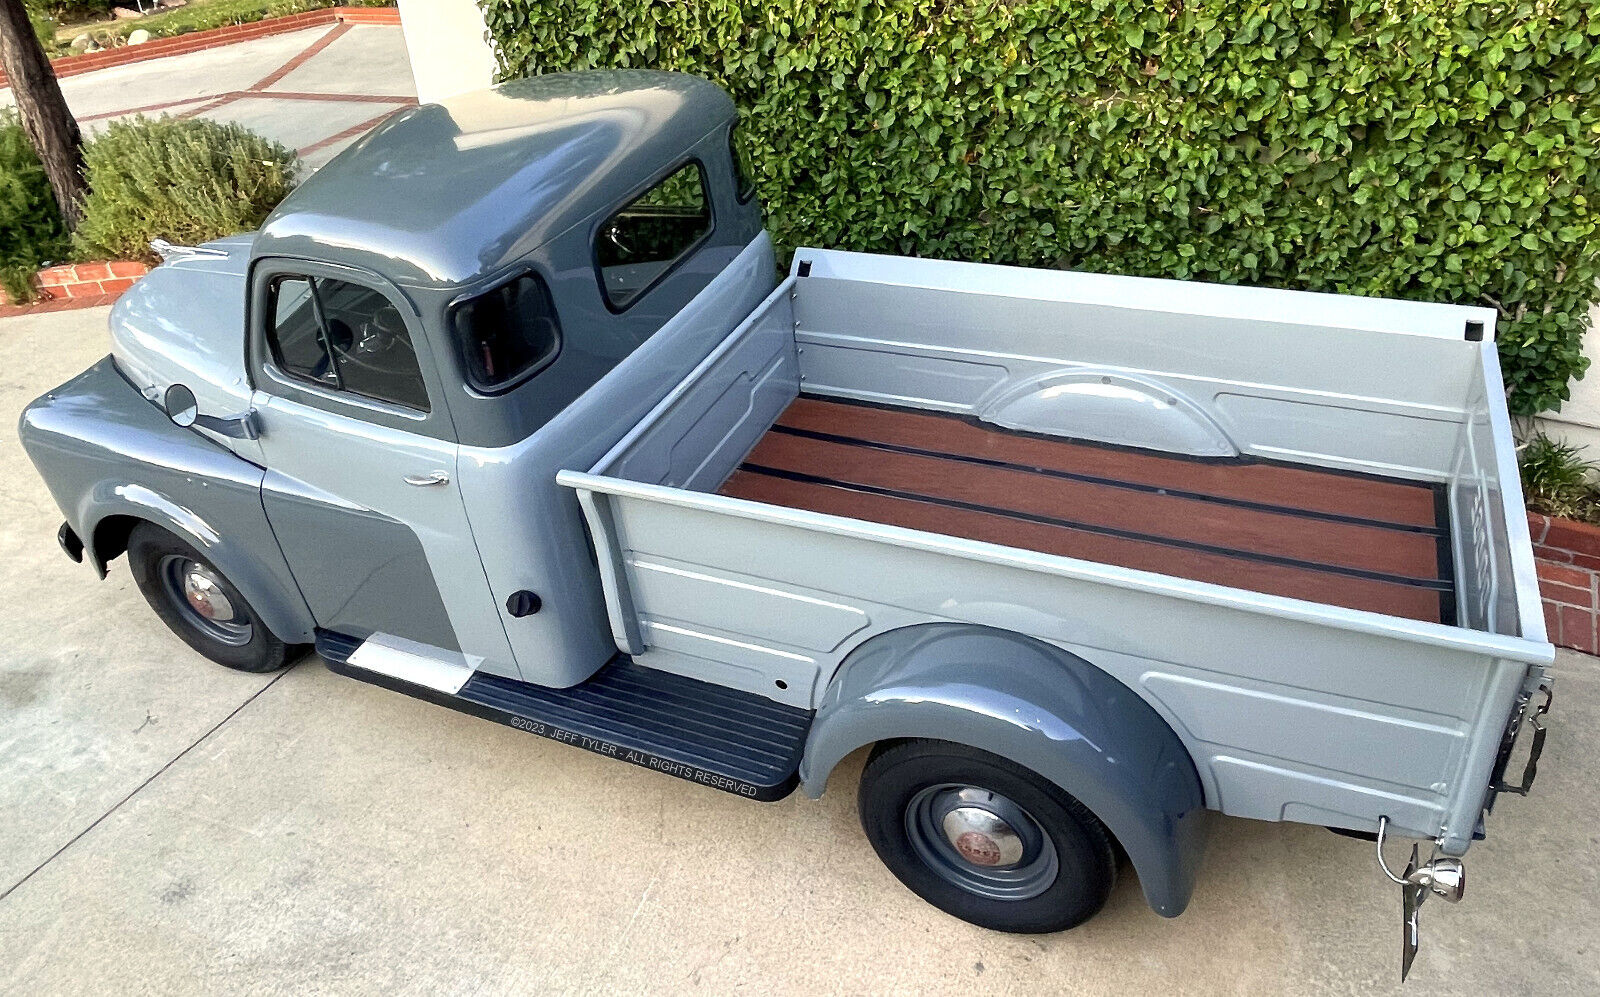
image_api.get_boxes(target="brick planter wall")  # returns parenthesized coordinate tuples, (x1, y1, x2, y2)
(1529, 511, 1600, 653)
(0, 261, 150, 316)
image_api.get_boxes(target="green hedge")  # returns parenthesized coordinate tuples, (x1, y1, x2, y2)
(482, 0, 1600, 415)
(0, 110, 70, 301)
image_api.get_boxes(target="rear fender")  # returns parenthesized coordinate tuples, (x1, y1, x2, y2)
(800, 623, 1211, 917)
(19, 357, 315, 643)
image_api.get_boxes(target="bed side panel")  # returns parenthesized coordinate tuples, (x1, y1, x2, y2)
(791, 274, 1483, 481)
(570, 485, 1533, 850)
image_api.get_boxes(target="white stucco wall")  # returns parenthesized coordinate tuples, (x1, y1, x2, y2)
(397, 0, 500, 104)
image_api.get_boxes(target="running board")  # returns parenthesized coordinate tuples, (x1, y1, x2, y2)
(316, 631, 813, 802)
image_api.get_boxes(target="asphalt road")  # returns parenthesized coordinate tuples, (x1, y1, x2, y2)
(1, 308, 1595, 995)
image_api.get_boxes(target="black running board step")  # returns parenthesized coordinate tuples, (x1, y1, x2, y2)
(316, 630, 813, 802)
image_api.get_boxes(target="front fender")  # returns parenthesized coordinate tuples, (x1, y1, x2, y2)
(19, 357, 315, 643)
(801, 624, 1211, 917)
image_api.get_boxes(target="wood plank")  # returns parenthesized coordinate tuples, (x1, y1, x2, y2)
(718, 470, 1443, 623)
(741, 431, 1442, 580)
(777, 396, 1440, 529)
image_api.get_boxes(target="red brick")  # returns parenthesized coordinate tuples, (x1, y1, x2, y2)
(1544, 600, 1561, 642)
(1527, 512, 1550, 544)
(1540, 579, 1593, 608)
(62, 281, 103, 298)
(1570, 551, 1600, 572)
(107, 261, 150, 278)
(35, 265, 73, 286)
(1541, 515, 1600, 557)
(100, 277, 138, 295)
(74, 262, 112, 281)
(1559, 604, 1598, 653)
(1537, 559, 1593, 589)
(1535, 545, 1573, 563)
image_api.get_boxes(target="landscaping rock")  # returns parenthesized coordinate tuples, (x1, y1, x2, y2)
(111, 7, 143, 20)
(127, 29, 150, 45)
(70, 33, 93, 51)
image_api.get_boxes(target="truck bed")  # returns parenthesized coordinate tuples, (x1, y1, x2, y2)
(719, 396, 1454, 624)
(560, 248, 1552, 852)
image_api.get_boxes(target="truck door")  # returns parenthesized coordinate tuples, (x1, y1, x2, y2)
(246, 261, 517, 676)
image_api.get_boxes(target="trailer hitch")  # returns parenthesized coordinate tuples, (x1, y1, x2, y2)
(1375, 817, 1466, 981)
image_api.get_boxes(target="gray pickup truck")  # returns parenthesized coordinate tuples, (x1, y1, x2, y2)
(19, 71, 1554, 973)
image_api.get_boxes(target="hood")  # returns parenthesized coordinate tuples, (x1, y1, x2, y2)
(110, 235, 255, 422)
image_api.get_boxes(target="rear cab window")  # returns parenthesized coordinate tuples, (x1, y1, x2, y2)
(452, 272, 563, 393)
(594, 161, 712, 311)
(265, 275, 429, 411)
(729, 124, 756, 203)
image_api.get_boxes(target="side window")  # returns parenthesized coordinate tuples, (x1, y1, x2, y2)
(265, 275, 429, 412)
(269, 278, 333, 385)
(454, 272, 562, 392)
(595, 161, 712, 310)
(729, 124, 755, 203)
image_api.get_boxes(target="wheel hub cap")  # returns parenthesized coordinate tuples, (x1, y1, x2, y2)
(158, 554, 252, 647)
(943, 806, 1024, 867)
(905, 783, 1060, 900)
(182, 567, 235, 622)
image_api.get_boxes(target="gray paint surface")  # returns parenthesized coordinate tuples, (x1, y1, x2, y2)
(17, 358, 315, 644)
(261, 475, 458, 651)
(253, 71, 739, 289)
(801, 623, 1212, 917)
(562, 248, 1554, 868)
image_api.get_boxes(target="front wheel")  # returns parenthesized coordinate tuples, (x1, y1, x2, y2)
(127, 523, 291, 673)
(857, 739, 1116, 933)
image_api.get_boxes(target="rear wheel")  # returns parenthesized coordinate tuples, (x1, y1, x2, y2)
(857, 739, 1116, 933)
(127, 523, 291, 673)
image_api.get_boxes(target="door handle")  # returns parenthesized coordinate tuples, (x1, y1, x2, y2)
(403, 470, 450, 487)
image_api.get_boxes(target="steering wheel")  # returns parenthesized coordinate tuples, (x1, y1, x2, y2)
(332, 305, 415, 375)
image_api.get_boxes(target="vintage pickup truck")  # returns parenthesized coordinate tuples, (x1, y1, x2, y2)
(20, 71, 1553, 973)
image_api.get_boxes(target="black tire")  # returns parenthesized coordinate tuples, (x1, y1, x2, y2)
(858, 739, 1116, 933)
(127, 522, 292, 673)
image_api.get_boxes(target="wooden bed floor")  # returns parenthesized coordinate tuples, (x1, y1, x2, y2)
(717, 396, 1455, 625)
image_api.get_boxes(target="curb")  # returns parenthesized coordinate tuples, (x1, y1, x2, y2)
(1528, 510, 1600, 653)
(0, 6, 399, 88)
(0, 261, 150, 318)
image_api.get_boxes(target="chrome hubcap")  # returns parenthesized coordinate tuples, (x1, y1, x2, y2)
(942, 806, 1025, 867)
(182, 567, 235, 622)
(158, 555, 252, 646)
(906, 784, 1059, 900)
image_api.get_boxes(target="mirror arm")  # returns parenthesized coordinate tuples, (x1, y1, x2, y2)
(193, 410, 260, 441)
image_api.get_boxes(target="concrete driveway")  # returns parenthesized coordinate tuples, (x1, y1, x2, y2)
(1, 309, 1595, 995)
(0, 22, 415, 171)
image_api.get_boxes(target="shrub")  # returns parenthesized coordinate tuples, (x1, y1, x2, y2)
(1520, 432, 1600, 522)
(29, 0, 114, 23)
(0, 110, 69, 302)
(482, 0, 1600, 415)
(72, 116, 297, 263)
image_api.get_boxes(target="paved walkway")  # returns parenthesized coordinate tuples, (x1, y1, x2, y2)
(1, 22, 416, 171)
(0, 308, 1597, 994)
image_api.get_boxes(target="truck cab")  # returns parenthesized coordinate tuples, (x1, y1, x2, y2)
(103, 70, 769, 686)
(20, 71, 1552, 968)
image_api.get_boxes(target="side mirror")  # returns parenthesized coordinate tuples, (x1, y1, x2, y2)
(161, 383, 259, 440)
(164, 383, 198, 427)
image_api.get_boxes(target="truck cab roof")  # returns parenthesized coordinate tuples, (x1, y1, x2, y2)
(252, 70, 737, 289)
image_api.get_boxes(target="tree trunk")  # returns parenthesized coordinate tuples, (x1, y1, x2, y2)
(0, 0, 86, 230)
